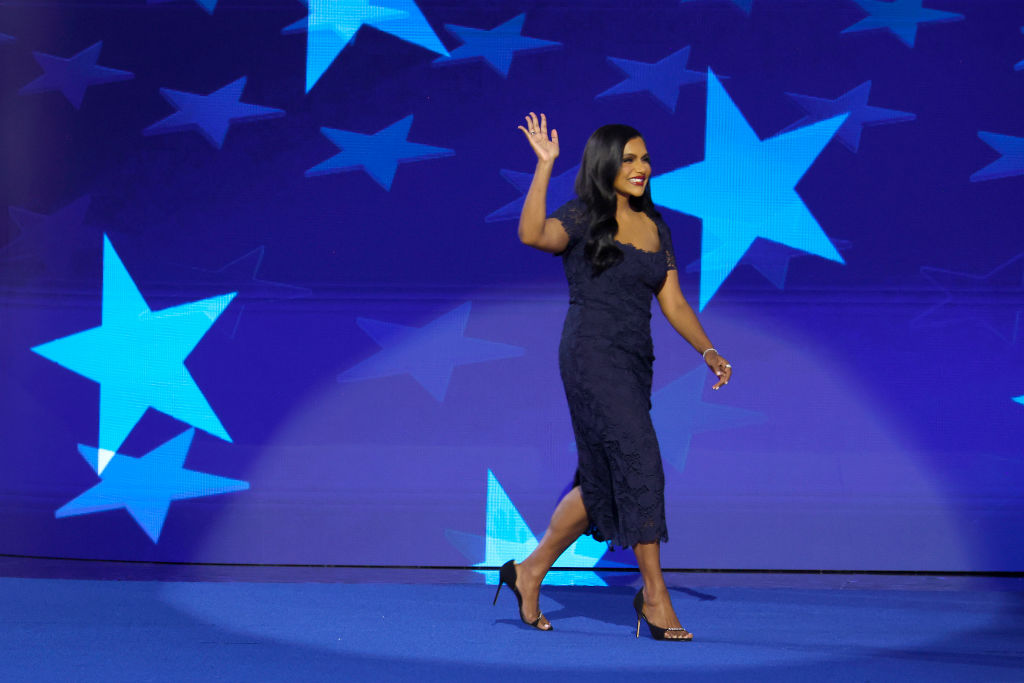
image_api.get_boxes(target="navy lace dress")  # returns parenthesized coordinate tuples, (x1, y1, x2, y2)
(550, 198, 677, 548)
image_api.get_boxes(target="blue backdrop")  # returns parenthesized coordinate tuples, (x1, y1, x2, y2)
(1, 0, 1022, 575)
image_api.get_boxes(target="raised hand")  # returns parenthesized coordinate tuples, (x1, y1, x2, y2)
(518, 112, 559, 163)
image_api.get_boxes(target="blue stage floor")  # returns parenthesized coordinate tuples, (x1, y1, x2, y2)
(1, 569, 1021, 681)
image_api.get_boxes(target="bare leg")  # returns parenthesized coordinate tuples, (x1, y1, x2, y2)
(512, 486, 590, 630)
(633, 541, 692, 639)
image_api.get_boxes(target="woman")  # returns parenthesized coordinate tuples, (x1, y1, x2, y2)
(493, 113, 732, 641)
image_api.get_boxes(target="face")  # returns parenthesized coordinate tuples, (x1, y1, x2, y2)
(613, 137, 651, 198)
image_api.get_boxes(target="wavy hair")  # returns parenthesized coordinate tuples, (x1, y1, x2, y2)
(575, 124, 660, 275)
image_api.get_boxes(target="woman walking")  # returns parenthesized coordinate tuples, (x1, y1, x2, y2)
(494, 113, 732, 641)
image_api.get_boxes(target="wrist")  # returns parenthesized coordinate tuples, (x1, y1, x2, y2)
(701, 347, 718, 360)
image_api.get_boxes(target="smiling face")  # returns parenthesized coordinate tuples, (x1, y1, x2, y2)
(613, 137, 651, 199)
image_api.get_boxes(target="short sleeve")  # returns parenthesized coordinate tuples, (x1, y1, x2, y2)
(659, 217, 677, 271)
(548, 198, 588, 253)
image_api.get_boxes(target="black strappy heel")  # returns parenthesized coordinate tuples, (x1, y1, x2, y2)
(633, 589, 692, 641)
(492, 560, 552, 631)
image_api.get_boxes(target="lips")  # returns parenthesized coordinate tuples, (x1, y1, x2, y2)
(628, 175, 646, 186)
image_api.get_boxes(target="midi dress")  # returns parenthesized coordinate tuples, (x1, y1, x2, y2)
(550, 198, 677, 548)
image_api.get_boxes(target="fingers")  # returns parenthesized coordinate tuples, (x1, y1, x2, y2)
(711, 357, 732, 391)
(539, 113, 547, 137)
(550, 128, 558, 145)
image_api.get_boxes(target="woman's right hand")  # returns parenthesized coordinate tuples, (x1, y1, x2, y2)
(518, 112, 559, 163)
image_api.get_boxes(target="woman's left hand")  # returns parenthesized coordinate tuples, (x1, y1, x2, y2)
(706, 352, 732, 390)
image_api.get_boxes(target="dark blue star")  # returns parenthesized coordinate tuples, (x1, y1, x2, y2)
(57, 429, 248, 543)
(306, 115, 454, 190)
(185, 246, 312, 339)
(338, 302, 525, 401)
(679, 0, 753, 15)
(485, 164, 580, 223)
(651, 365, 765, 473)
(685, 237, 852, 290)
(19, 41, 133, 109)
(1, 196, 95, 277)
(914, 253, 1024, 344)
(147, 0, 218, 14)
(842, 0, 963, 48)
(782, 81, 916, 153)
(0, 33, 14, 44)
(1016, 27, 1023, 71)
(143, 77, 285, 150)
(971, 131, 1024, 182)
(596, 47, 709, 113)
(433, 13, 560, 77)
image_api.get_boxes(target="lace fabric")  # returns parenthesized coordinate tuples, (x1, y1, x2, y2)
(548, 198, 675, 548)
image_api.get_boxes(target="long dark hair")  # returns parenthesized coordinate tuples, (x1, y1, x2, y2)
(575, 124, 660, 275)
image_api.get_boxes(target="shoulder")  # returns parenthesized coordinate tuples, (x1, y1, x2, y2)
(550, 197, 590, 234)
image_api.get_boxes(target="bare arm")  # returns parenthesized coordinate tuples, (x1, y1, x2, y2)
(517, 112, 570, 254)
(656, 270, 732, 389)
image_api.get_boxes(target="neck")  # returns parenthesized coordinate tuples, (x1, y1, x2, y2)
(615, 192, 635, 215)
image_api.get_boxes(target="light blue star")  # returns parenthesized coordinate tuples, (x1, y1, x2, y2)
(304, 0, 448, 92)
(485, 164, 580, 223)
(57, 429, 249, 542)
(306, 115, 454, 190)
(679, 0, 753, 15)
(971, 131, 1024, 182)
(655, 70, 847, 310)
(469, 470, 606, 586)
(596, 47, 710, 112)
(842, 0, 963, 48)
(147, 0, 218, 14)
(433, 14, 560, 78)
(337, 301, 524, 401)
(19, 41, 133, 109)
(651, 366, 765, 473)
(782, 81, 916, 153)
(31, 236, 236, 473)
(1015, 396, 1024, 406)
(914, 253, 1024, 344)
(143, 77, 285, 150)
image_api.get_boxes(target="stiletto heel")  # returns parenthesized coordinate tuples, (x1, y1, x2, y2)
(632, 588, 692, 641)
(492, 560, 552, 631)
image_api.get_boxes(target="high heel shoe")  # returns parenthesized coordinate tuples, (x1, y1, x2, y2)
(492, 560, 552, 630)
(633, 589, 693, 641)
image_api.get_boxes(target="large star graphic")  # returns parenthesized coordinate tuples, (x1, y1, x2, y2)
(485, 164, 580, 223)
(57, 429, 249, 542)
(842, 0, 963, 48)
(651, 365, 765, 473)
(782, 81, 916, 153)
(684, 236, 852, 290)
(970, 131, 1024, 182)
(306, 115, 454, 190)
(143, 77, 285, 150)
(433, 14, 560, 78)
(679, 0, 753, 15)
(655, 70, 847, 310)
(596, 47, 709, 112)
(185, 246, 312, 339)
(337, 301, 525, 401)
(914, 253, 1024, 344)
(445, 470, 607, 586)
(147, 0, 218, 13)
(31, 236, 236, 473)
(303, 0, 448, 92)
(19, 41, 133, 109)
